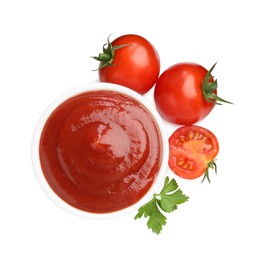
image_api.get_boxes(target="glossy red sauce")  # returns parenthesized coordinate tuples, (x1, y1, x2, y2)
(39, 90, 162, 213)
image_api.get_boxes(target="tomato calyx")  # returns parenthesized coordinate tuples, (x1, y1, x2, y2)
(91, 34, 131, 70)
(201, 159, 218, 183)
(202, 62, 233, 105)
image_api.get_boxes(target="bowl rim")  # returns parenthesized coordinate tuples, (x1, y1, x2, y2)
(31, 82, 169, 219)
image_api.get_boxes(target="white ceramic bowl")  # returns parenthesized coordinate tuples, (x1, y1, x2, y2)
(31, 82, 169, 219)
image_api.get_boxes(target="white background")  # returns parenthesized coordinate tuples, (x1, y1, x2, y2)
(1, 0, 263, 259)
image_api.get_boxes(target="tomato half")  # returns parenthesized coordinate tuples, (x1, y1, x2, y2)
(154, 62, 231, 125)
(168, 125, 219, 181)
(93, 34, 160, 95)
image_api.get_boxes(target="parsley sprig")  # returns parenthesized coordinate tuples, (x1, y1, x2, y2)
(135, 176, 189, 234)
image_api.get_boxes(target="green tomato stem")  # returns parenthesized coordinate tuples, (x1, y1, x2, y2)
(201, 160, 218, 183)
(91, 34, 131, 70)
(202, 62, 233, 105)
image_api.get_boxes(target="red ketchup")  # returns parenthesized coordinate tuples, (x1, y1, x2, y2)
(39, 90, 162, 213)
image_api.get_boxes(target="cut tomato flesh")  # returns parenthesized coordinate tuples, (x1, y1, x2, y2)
(168, 125, 219, 180)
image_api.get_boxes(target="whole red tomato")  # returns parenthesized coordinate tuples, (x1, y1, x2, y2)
(92, 34, 160, 95)
(154, 62, 231, 125)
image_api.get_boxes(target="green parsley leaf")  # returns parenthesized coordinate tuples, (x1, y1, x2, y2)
(134, 176, 189, 234)
(160, 177, 178, 194)
(135, 198, 167, 234)
(158, 195, 178, 213)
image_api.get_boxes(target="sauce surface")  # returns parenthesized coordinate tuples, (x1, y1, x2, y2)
(39, 90, 162, 213)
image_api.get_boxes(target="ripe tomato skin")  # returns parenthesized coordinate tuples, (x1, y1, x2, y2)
(154, 63, 216, 125)
(98, 34, 160, 95)
(169, 125, 219, 180)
